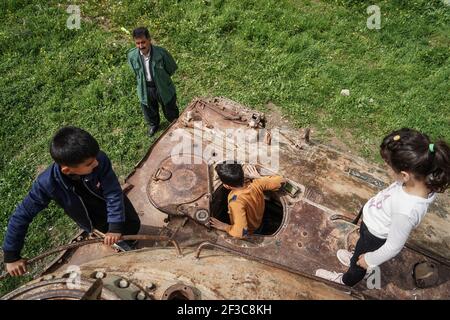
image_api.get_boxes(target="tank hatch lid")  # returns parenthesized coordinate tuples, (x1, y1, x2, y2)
(147, 154, 210, 219)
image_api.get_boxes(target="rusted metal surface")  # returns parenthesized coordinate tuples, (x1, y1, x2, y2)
(216, 199, 450, 299)
(80, 279, 103, 300)
(161, 283, 198, 300)
(0, 235, 182, 282)
(148, 156, 208, 207)
(147, 154, 210, 222)
(2, 271, 152, 300)
(168, 195, 450, 299)
(193, 241, 366, 299)
(7, 97, 449, 300)
(275, 139, 450, 261)
(50, 248, 355, 300)
(1, 278, 121, 300)
(124, 97, 450, 299)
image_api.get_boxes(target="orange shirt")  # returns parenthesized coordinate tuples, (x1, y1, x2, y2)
(226, 176, 284, 238)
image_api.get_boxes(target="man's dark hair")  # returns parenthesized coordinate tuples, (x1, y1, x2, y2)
(50, 126, 100, 166)
(132, 27, 151, 39)
(215, 161, 244, 188)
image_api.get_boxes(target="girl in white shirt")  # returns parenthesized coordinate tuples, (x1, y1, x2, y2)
(316, 128, 450, 286)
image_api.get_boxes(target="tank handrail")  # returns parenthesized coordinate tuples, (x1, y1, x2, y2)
(194, 241, 365, 300)
(0, 235, 182, 281)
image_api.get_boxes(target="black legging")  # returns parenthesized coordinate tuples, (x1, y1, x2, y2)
(342, 222, 386, 286)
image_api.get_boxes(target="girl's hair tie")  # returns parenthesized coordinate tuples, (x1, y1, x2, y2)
(429, 144, 435, 153)
(393, 135, 401, 141)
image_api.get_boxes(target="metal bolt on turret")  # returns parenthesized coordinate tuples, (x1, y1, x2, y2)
(136, 291, 147, 300)
(118, 279, 129, 288)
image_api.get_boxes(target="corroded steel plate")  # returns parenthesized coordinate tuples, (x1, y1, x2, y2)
(26, 97, 449, 300)
(147, 154, 208, 213)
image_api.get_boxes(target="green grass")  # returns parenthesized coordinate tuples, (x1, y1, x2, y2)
(0, 0, 449, 295)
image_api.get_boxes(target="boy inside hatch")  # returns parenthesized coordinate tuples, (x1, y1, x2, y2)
(210, 162, 285, 238)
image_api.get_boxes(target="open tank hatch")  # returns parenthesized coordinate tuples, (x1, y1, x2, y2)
(211, 184, 284, 236)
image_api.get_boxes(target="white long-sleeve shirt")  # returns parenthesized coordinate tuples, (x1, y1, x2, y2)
(362, 182, 436, 268)
(140, 50, 152, 82)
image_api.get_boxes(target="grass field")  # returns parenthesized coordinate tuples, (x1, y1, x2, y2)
(0, 0, 449, 295)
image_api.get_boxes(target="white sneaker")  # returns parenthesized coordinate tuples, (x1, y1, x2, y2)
(336, 249, 371, 277)
(315, 269, 344, 284)
(337, 249, 353, 267)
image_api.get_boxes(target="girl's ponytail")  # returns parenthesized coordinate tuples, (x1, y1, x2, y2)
(425, 140, 450, 193)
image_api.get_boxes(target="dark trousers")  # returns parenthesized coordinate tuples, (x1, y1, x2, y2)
(342, 222, 386, 286)
(141, 85, 179, 127)
(89, 195, 141, 237)
(254, 207, 271, 235)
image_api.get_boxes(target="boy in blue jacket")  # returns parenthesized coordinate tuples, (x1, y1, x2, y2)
(2, 126, 141, 276)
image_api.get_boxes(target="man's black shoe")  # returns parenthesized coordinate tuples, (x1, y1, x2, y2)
(148, 126, 159, 137)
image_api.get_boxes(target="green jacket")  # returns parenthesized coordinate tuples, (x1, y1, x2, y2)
(127, 45, 177, 106)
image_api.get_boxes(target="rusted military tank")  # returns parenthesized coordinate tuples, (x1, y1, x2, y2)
(2, 97, 449, 300)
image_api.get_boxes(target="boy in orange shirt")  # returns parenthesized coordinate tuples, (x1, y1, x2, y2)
(210, 162, 285, 238)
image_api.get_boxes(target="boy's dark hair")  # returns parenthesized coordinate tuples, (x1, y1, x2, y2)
(132, 27, 151, 39)
(50, 126, 100, 166)
(380, 128, 450, 193)
(215, 161, 244, 188)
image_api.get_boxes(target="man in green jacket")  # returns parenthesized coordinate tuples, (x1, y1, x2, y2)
(127, 27, 179, 137)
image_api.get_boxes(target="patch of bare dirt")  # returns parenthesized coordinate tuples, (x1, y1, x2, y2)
(327, 129, 355, 155)
(264, 101, 293, 130)
(263, 101, 377, 158)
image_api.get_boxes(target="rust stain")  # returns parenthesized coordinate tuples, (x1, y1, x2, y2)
(9, 97, 449, 300)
